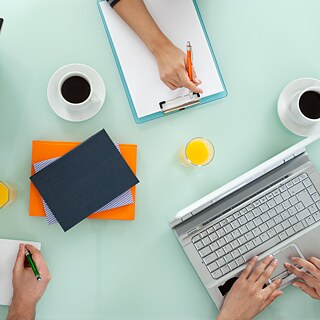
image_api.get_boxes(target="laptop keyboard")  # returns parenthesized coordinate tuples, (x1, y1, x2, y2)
(192, 173, 320, 280)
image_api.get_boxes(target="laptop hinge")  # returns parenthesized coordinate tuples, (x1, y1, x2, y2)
(284, 148, 305, 162)
(187, 227, 197, 235)
(170, 210, 198, 228)
(169, 217, 183, 228)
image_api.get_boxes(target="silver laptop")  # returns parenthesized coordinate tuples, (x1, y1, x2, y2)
(169, 133, 320, 309)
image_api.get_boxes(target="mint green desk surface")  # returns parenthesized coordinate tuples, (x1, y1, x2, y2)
(1, 0, 320, 319)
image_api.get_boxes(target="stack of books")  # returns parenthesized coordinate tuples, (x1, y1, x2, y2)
(29, 129, 139, 232)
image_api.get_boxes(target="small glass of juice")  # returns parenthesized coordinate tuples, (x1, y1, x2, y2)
(179, 137, 215, 167)
(0, 181, 16, 209)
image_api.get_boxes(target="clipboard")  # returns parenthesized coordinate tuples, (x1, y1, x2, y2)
(98, 0, 227, 124)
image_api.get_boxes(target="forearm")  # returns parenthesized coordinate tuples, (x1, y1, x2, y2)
(112, 0, 172, 56)
(7, 300, 36, 320)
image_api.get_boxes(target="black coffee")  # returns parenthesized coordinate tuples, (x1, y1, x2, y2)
(299, 91, 320, 120)
(61, 76, 91, 104)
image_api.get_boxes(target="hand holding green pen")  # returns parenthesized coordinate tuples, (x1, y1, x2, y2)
(25, 248, 42, 281)
(8, 244, 51, 320)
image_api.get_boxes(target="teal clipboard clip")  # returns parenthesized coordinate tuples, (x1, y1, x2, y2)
(97, 0, 227, 124)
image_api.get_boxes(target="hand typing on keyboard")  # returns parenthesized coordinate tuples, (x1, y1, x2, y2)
(217, 256, 283, 320)
(285, 256, 320, 300)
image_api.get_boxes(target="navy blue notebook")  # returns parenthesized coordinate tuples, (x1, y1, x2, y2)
(30, 129, 139, 231)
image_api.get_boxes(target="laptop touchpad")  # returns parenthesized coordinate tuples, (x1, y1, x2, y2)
(270, 243, 304, 284)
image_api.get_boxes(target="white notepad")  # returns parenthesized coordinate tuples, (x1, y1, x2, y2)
(0, 239, 41, 306)
(99, 0, 226, 122)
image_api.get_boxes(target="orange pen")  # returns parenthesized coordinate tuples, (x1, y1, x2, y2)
(186, 41, 193, 82)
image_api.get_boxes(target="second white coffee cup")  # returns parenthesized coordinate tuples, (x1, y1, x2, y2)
(290, 86, 320, 126)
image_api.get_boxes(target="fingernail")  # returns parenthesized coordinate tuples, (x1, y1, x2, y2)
(291, 257, 297, 262)
(275, 278, 282, 284)
(272, 259, 278, 265)
(284, 262, 291, 268)
(292, 283, 299, 288)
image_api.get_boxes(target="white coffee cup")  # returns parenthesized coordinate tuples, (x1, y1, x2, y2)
(58, 71, 100, 111)
(290, 86, 320, 126)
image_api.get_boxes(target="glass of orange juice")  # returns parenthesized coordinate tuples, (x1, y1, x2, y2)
(0, 181, 16, 209)
(179, 137, 215, 167)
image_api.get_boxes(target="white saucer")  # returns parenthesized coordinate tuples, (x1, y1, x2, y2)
(47, 64, 105, 122)
(278, 78, 320, 137)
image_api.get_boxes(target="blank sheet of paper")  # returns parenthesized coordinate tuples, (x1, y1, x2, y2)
(100, 0, 224, 118)
(0, 239, 41, 306)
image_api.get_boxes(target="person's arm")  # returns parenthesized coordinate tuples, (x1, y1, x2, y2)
(217, 255, 283, 320)
(109, 0, 202, 93)
(284, 256, 320, 299)
(7, 244, 51, 320)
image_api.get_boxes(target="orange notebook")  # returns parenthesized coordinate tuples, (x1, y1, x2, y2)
(29, 140, 137, 220)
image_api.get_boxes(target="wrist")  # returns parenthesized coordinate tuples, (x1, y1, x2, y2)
(149, 35, 173, 58)
(217, 311, 251, 320)
(8, 297, 36, 319)
(216, 314, 228, 320)
(216, 311, 239, 320)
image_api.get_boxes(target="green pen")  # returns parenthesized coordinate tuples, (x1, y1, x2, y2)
(25, 248, 42, 281)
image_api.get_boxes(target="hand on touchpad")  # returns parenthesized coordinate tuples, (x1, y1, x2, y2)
(268, 244, 304, 286)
